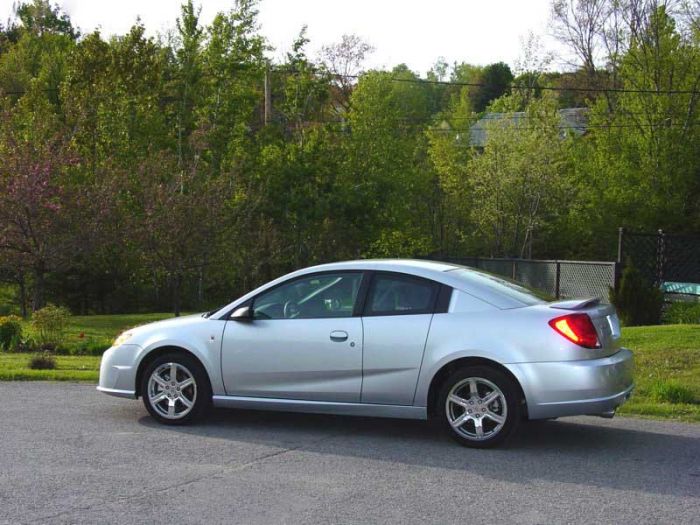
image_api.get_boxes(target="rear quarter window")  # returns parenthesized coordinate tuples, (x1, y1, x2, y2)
(447, 268, 548, 307)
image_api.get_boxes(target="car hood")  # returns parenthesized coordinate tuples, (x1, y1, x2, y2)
(124, 314, 210, 342)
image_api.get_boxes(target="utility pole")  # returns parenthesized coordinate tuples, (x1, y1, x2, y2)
(264, 65, 272, 125)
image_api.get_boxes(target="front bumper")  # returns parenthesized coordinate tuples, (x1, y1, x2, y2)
(507, 348, 634, 420)
(97, 344, 140, 399)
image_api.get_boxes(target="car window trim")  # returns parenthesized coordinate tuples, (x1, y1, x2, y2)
(361, 271, 443, 317)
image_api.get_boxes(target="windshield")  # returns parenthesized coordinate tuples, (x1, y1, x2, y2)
(447, 267, 549, 306)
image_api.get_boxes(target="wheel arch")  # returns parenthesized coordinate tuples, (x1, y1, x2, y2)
(426, 357, 528, 419)
(135, 345, 211, 398)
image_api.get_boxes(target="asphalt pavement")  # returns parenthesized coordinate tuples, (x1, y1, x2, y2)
(0, 382, 698, 524)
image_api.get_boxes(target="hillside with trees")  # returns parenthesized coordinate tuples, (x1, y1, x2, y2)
(0, 0, 698, 315)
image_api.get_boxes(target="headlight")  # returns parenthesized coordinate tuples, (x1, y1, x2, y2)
(113, 331, 133, 347)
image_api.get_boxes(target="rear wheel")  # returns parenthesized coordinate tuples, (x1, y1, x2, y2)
(436, 366, 521, 448)
(141, 353, 211, 425)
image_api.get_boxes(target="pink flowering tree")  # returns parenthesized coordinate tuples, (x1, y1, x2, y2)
(0, 108, 76, 311)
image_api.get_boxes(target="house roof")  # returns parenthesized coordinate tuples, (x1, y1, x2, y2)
(469, 108, 589, 148)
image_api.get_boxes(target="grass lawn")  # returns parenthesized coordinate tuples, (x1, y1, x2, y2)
(0, 353, 100, 381)
(27, 312, 184, 353)
(617, 324, 700, 423)
(0, 314, 698, 422)
(0, 313, 180, 382)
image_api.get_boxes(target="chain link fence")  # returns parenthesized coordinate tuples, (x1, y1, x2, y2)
(434, 257, 617, 302)
(618, 228, 700, 301)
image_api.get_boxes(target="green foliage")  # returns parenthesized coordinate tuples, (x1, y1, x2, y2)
(609, 262, 664, 326)
(30, 304, 70, 346)
(649, 380, 696, 405)
(0, 315, 23, 351)
(663, 302, 700, 325)
(28, 351, 56, 369)
(0, 1, 698, 315)
(472, 62, 513, 112)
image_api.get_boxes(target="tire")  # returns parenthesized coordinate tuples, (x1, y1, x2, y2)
(140, 352, 211, 425)
(436, 365, 522, 448)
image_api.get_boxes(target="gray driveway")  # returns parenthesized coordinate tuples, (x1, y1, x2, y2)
(0, 382, 698, 524)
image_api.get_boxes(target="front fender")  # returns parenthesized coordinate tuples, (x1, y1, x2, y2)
(134, 333, 225, 396)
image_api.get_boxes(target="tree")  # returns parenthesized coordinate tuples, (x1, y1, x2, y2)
(15, 0, 78, 39)
(344, 67, 436, 257)
(319, 34, 374, 112)
(466, 95, 571, 257)
(566, 5, 700, 256)
(551, 0, 608, 74)
(472, 62, 514, 112)
(0, 102, 75, 310)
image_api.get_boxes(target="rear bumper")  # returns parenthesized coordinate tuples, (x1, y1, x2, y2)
(506, 348, 634, 420)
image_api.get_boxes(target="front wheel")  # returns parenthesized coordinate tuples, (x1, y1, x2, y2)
(436, 366, 522, 448)
(141, 353, 211, 425)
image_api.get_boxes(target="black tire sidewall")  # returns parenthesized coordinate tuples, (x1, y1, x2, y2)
(436, 365, 521, 448)
(140, 352, 211, 425)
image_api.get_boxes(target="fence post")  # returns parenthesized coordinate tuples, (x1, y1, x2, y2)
(656, 229, 666, 286)
(554, 262, 561, 299)
(512, 260, 516, 280)
(617, 227, 624, 263)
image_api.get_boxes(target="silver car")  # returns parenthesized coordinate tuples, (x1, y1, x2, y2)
(98, 259, 634, 447)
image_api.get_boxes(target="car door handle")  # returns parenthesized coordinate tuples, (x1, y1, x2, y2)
(330, 330, 349, 342)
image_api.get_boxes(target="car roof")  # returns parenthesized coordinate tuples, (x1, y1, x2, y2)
(211, 259, 535, 318)
(298, 259, 460, 274)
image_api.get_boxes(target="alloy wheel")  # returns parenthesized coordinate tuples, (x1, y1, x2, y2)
(445, 377, 508, 441)
(147, 362, 198, 420)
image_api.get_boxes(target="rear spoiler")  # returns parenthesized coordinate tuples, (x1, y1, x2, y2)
(549, 298, 601, 310)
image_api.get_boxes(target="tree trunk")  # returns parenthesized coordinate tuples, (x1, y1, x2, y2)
(18, 270, 28, 318)
(32, 265, 45, 312)
(172, 273, 182, 317)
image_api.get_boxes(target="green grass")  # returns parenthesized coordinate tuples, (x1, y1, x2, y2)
(1, 315, 698, 423)
(617, 324, 700, 423)
(0, 353, 100, 381)
(1, 312, 180, 381)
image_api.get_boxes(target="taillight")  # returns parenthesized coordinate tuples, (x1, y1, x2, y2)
(548, 313, 600, 349)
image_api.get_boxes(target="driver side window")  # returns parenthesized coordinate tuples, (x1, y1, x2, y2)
(252, 272, 363, 319)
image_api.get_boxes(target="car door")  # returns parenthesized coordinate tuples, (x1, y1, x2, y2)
(360, 272, 447, 406)
(221, 271, 365, 402)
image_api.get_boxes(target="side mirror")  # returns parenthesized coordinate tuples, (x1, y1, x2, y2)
(231, 306, 253, 322)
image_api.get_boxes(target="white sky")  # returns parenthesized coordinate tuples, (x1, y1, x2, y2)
(2, 0, 562, 75)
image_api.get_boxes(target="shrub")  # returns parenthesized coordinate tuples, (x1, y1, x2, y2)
(28, 352, 57, 370)
(0, 315, 23, 351)
(663, 301, 700, 324)
(31, 304, 71, 347)
(649, 380, 696, 404)
(609, 261, 664, 326)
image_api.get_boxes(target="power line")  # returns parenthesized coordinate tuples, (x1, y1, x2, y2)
(378, 75, 700, 96)
(320, 120, 700, 133)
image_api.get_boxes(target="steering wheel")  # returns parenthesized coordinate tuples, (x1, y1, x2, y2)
(283, 300, 300, 318)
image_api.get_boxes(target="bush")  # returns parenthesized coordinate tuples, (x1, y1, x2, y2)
(28, 352, 57, 370)
(0, 315, 23, 351)
(649, 380, 696, 404)
(609, 261, 664, 326)
(663, 301, 700, 324)
(31, 304, 71, 347)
